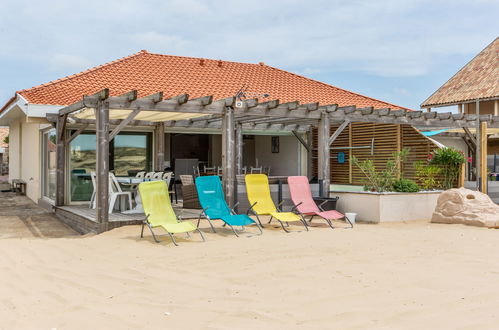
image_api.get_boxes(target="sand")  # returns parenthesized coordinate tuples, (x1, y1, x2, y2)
(1, 219, 499, 330)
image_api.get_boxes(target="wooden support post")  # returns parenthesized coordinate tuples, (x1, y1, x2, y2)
(476, 100, 481, 190)
(155, 122, 165, 171)
(222, 106, 236, 206)
(396, 124, 401, 179)
(348, 123, 352, 184)
(235, 122, 243, 175)
(459, 162, 466, 188)
(480, 121, 488, 194)
(495, 100, 499, 117)
(95, 99, 110, 229)
(55, 114, 68, 206)
(306, 130, 313, 179)
(458, 104, 463, 114)
(318, 112, 330, 197)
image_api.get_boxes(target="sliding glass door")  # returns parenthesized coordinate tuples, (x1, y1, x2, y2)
(41, 129, 57, 200)
(68, 131, 152, 202)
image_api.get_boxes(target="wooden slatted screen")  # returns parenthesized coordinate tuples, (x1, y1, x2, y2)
(312, 123, 440, 185)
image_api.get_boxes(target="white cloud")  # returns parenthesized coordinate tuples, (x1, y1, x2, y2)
(0, 0, 498, 107)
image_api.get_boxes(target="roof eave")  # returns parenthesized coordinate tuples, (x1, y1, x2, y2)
(421, 95, 499, 108)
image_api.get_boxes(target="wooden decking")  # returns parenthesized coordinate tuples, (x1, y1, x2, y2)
(54, 204, 202, 234)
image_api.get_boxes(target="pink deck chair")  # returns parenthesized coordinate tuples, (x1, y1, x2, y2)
(287, 176, 353, 229)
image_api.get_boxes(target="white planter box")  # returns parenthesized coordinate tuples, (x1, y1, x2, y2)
(332, 191, 442, 223)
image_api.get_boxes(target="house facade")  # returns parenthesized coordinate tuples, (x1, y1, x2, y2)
(0, 50, 437, 205)
(421, 37, 499, 178)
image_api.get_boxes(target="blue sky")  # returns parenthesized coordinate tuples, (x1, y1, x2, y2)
(0, 0, 497, 110)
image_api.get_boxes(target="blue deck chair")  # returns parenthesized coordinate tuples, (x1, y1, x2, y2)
(195, 176, 262, 236)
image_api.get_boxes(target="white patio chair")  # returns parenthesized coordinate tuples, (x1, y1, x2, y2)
(241, 166, 247, 175)
(193, 165, 201, 177)
(152, 172, 164, 180)
(130, 171, 146, 191)
(162, 172, 173, 186)
(250, 166, 263, 174)
(109, 173, 133, 214)
(144, 171, 155, 179)
(204, 166, 216, 174)
(89, 172, 97, 209)
(217, 166, 223, 176)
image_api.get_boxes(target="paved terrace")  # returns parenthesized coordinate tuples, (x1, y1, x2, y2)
(0, 179, 77, 238)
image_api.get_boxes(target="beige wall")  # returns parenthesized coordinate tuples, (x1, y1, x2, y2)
(21, 121, 41, 201)
(254, 135, 302, 176)
(464, 100, 497, 115)
(7, 118, 42, 202)
(8, 120, 21, 182)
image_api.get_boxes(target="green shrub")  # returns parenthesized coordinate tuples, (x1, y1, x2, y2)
(352, 148, 409, 192)
(414, 161, 441, 190)
(429, 147, 466, 189)
(392, 178, 420, 192)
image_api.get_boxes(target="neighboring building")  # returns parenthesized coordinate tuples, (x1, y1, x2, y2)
(421, 37, 499, 175)
(0, 50, 437, 204)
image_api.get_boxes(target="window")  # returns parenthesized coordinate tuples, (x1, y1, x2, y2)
(69, 131, 152, 202)
(41, 129, 57, 200)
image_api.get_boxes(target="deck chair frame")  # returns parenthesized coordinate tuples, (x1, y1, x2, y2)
(141, 214, 205, 246)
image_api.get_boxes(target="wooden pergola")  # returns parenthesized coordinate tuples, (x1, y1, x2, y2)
(49, 89, 496, 230)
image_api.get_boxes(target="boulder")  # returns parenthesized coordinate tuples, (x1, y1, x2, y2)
(431, 187, 499, 227)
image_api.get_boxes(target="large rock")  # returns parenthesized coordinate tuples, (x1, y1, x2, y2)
(432, 188, 499, 227)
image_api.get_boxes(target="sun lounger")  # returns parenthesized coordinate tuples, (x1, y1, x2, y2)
(138, 180, 205, 246)
(245, 174, 308, 232)
(195, 176, 262, 236)
(287, 176, 353, 229)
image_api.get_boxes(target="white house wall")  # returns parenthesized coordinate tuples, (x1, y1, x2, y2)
(254, 135, 301, 176)
(21, 121, 41, 201)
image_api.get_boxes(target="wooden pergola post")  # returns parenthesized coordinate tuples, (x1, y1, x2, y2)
(306, 130, 313, 179)
(222, 106, 236, 206)
(55, 114, 67, 206)
(475, 100, 481, 191)
(155, 122, 165, 171)
(235, 122, 243, 174)
(96, 99, 110, 229)
(480, 121, 488, 193)
(317, 111, 330, 197)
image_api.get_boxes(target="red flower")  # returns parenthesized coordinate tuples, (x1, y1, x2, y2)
(467, 157, 472, 163)
(427, 154, 433, 160)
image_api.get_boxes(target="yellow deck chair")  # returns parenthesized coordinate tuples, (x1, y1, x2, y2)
(138, 180, 205, 245)
(245, 174, 309, 232)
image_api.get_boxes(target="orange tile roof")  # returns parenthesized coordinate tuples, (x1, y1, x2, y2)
(14, 50, 408, 110)
(422, 37, 499, 107)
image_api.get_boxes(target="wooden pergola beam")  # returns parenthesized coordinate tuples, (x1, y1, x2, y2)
(65, 124, 89, 144)
(109, 108, 141, 141)
(59, 89, 109, 116)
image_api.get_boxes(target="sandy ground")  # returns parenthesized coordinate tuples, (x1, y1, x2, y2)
(2, 215, 499, 330)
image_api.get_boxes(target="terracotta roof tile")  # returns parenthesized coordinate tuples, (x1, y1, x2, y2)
(15, 50, 408, 110)
(422, 37, 499, 107)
